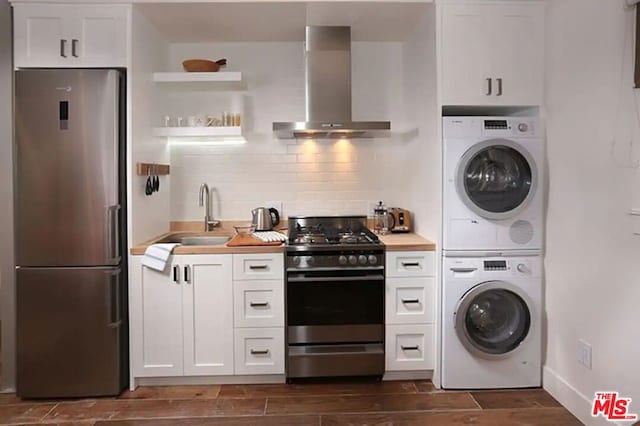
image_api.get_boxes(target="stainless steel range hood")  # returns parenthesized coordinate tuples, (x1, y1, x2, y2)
(273, 26, 391, 139)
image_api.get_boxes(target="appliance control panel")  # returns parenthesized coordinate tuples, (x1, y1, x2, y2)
(445, 256, 540, 278)
(442, 117, 539, 138)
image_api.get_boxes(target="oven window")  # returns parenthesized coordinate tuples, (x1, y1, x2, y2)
(287, 279, 384, 326)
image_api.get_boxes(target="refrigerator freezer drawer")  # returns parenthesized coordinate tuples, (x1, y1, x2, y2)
(17, 266, 123, 398)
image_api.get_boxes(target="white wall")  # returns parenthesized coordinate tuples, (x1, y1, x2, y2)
(130, 6, 171, 244)
(166, 37, 437, 228)
(0, 0, 14, 392)
(543, 1, 640, 423)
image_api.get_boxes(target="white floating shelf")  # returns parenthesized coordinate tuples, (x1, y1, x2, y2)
(153, 72, 242, 83)
(153, 126, 242, 137)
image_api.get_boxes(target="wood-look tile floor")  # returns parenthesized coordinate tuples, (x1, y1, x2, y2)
(0, 380, 582, 425)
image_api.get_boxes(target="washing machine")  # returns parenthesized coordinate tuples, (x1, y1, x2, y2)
(443, 117, 544, 251)
(441, 253, 542, 389)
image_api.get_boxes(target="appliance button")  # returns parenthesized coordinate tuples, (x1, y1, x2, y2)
(348, 255, 358, 265)
(368, 255, 378, 265)
(358, 255, 367, 265)
(338, 255, 348, 265)
(516, 263, 527, 273)
(518, 123, 529, 132)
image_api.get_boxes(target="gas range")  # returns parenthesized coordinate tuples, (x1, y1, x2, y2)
(285, 216, 385, 380)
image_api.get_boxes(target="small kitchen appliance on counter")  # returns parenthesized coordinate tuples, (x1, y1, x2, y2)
(251, 207, 280, 231)
(285, 216, 385, 380)
(389, 208, 412, 233)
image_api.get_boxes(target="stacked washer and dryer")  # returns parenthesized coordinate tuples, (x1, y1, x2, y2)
(441, 117, 544, 389)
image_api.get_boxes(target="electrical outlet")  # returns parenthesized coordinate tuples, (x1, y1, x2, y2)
(577, 339, 592, 370)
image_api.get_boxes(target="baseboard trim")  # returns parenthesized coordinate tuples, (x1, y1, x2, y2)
(383, 370, 432, 381)
(543, 366, 609, 426)
(135, 375, 286, 388)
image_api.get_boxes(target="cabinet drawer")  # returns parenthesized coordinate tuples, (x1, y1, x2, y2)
(234, 328, 285, 375)
(386, 251, 434, 278)
(233, 254, 284, 281)
(386, 277, 435, 325)
(234, 280, 284, 328)
(385, 324, 434, 371)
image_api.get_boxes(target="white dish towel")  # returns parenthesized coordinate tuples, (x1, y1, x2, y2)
(142, 243, 180, 272)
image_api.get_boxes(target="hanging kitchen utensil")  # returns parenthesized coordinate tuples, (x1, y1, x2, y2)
(153, 164, 160, 192)
(145, 167, 153, 196)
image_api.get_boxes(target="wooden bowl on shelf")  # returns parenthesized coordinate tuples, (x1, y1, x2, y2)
(182, 58, 227, 72)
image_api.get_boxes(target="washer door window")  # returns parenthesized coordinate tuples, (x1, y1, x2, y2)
(455, 281, 531, 357)
(456, 139, 537, 220)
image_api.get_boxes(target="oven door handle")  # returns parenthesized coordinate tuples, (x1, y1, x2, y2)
(287, 275, 384, 283)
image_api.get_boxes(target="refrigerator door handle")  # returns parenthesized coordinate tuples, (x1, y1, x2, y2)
(106, 269, 122, 329)
(107, 205, 121, 265)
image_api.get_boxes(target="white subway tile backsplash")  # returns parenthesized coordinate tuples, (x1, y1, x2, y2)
(167, 41, 414, 221)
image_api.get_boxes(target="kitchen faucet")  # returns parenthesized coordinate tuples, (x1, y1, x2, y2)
(198, 183, 219, 231)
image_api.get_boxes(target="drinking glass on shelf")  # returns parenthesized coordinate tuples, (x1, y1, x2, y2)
(232, 113, 241, 127)
(176, 117, 184, 127)
(222, 111, 231, 127)
(163, 115, 172, 127)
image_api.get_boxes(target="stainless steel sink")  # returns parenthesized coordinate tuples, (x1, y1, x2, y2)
(158, 236, 231, 246)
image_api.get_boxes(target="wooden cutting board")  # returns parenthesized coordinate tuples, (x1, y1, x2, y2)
(227, 233, 284, 247)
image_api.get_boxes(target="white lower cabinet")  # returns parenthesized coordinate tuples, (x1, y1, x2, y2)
(234, 328, 285, 375)
(131, 254, 233, 378)
(385, 324, 435, 371)
(131, 252, 285, 382)
(384, 251, 436, 373)
(182, 256, 234, 376)
(234, 280, 284, 328)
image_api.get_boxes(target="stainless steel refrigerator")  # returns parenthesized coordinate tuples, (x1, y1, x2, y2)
(15, 69, 128, 398)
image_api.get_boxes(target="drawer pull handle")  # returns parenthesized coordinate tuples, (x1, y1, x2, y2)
(250, 302, 269, 307)
(250, 349, 270, 355)
(249, 265, 268, 270)
(401, 262, 420, 267)
(401, 345, 420, 351)
(402, 298, 420, 304)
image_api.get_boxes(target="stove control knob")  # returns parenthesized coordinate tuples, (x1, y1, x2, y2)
(368, 255, 378, 265)
(292, 256, 301, 266)
(358, 255, 367, 265)
(306, 256, 315, 266)
(338, 255, 348, 265)
(348, 255, 358, 265)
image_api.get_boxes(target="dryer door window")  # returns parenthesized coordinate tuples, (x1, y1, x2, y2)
(455, 281, 531, 356)
(456, 140, 537, 220)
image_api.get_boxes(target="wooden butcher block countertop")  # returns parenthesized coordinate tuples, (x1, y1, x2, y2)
(377, 233, 436, 251)
(131, 227, 436, 255)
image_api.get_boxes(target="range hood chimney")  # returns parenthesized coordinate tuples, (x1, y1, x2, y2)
(273, 26, 391, 139)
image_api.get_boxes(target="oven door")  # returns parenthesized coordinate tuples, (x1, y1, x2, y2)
(286, 268, 384, 345)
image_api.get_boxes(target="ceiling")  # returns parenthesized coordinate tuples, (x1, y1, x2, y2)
(138, 2, 431, 42)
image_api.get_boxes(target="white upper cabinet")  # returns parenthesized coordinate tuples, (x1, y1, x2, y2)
(440, 1, 544, 106)
(13, 4, 129, 68)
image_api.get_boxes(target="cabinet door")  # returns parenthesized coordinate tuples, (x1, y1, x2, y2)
(69, 5, 129, 67)
(131, 257, 183, 377)
(182, 255, 234, 376)
(440, 4, 493, 105)
(490, 3, 544, 105)
(13, 5, 72, 68)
